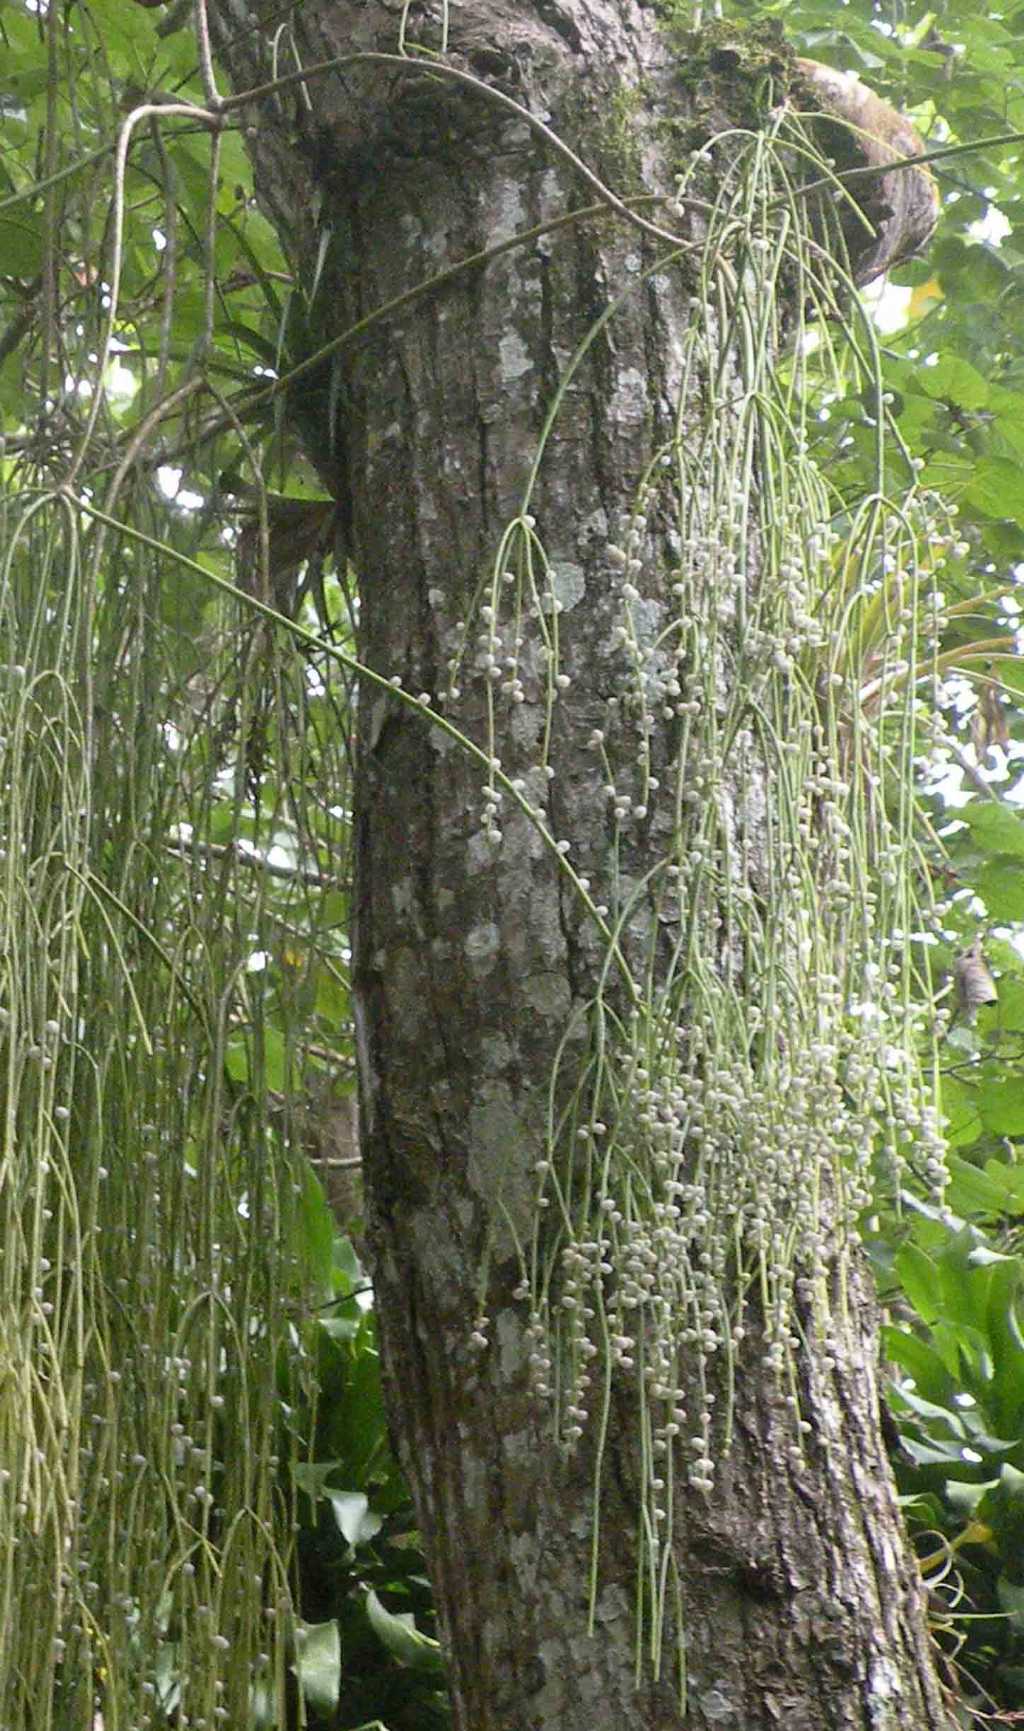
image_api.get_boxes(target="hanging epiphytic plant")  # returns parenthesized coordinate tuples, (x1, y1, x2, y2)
(3, 0, 1007, 1718)
(429, 64, 956, 1684)
(0, 4, 357, 1725)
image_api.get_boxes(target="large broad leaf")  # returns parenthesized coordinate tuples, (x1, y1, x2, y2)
(938, 1075, 983, 1149)
(901, 1433, 973, 1468)
(895, 1243, 941, 1324)
(965, 457, 1024, 524)
(979, 1076, 1024, 1137)
(894, 1385, 968, 1434)
(943, 1480, 999, 1516)
(936, 1232, 999, 1342)
(983, 1160, 1024, 1210)
(78, 0, 164, 71)
(883, 1326, 955, 1405)
(959, 802, 1024, 859)
(917, 355, 991, 411)
(974, 855, 1024, 924)
(258, 1025, 287, 1093)
(293, 1459, 344, 1501)
(333, 1232, 362, 1292)
(365, 1590, 444, 1673)
(294, 1620, 341, 1713)
(0, 215, 43, 276)
(946, 1155, 1018, 1218)
(299, 1164, 336, 1292)
(993, 977, 1024, 1038)
(328, 1489, 384, 1547)
(986, 1262, 1024, 1437)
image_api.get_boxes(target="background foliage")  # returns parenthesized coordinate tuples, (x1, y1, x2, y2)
(4, 0, 1024, 1721)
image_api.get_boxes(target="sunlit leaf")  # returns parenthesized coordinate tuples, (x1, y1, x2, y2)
(294, 1620, 342, 1712)
(365, 1591, 444, 1673)
(328, 1489, 384, 1546)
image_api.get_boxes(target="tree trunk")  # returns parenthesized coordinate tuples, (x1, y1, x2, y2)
(212, 2, 954, 1725)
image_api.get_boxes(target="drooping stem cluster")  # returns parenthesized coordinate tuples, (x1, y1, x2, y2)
(449, 118, 950, 1667)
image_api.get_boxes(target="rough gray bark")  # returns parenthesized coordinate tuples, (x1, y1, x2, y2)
(211, 2, 954, 1725)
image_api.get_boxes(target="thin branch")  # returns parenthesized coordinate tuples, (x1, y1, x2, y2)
(165, 836, 346, 888)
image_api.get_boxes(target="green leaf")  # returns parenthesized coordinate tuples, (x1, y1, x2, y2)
(883, 1326, 954, 1405)
(294, 1620, 341, 1712)
(936, 1234, 993, 1339)
(365, 1591, 444, 1673)
(982, 1159, 1024, 1212)
(224, 1039, 248, 1084)
(930, 1316, 985, 1384)
(896, 1490, 947, 1522)
(998, 1578, 1024, 1631)
(993, 656, 1024, 701)
(946, 1156, 1013, 1218)
(299, 1164, 336, 1292)
(315, 965, 349, 1027)
(220, 320, 280, 365)
(0, 215, 42, 276)
(319, 1312, 361, 1341)
(895, 1243, 940, 1324)
(328, 1489, 383, 1546)
(994, 977, 1024, 1036)
(901, 1433, 971, 1468)
(918, 355, 991, 411)
(975, 855, 1024, 923)
(939, 1075, 984, 1149)
(293, 1459, 343, 1501)
(257, 1025, 286, 1092)
(78, 0, 163, 68)
(208, 802, 243, 842)
(959, 802, 1024, 859)
(894, 1385, 965, 1431)
(965, 457, 1024, 524)
(980, 1078, 1024, 1137)
(944, 1478, 998, 1515)
(333, 1233, 362, 1292)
